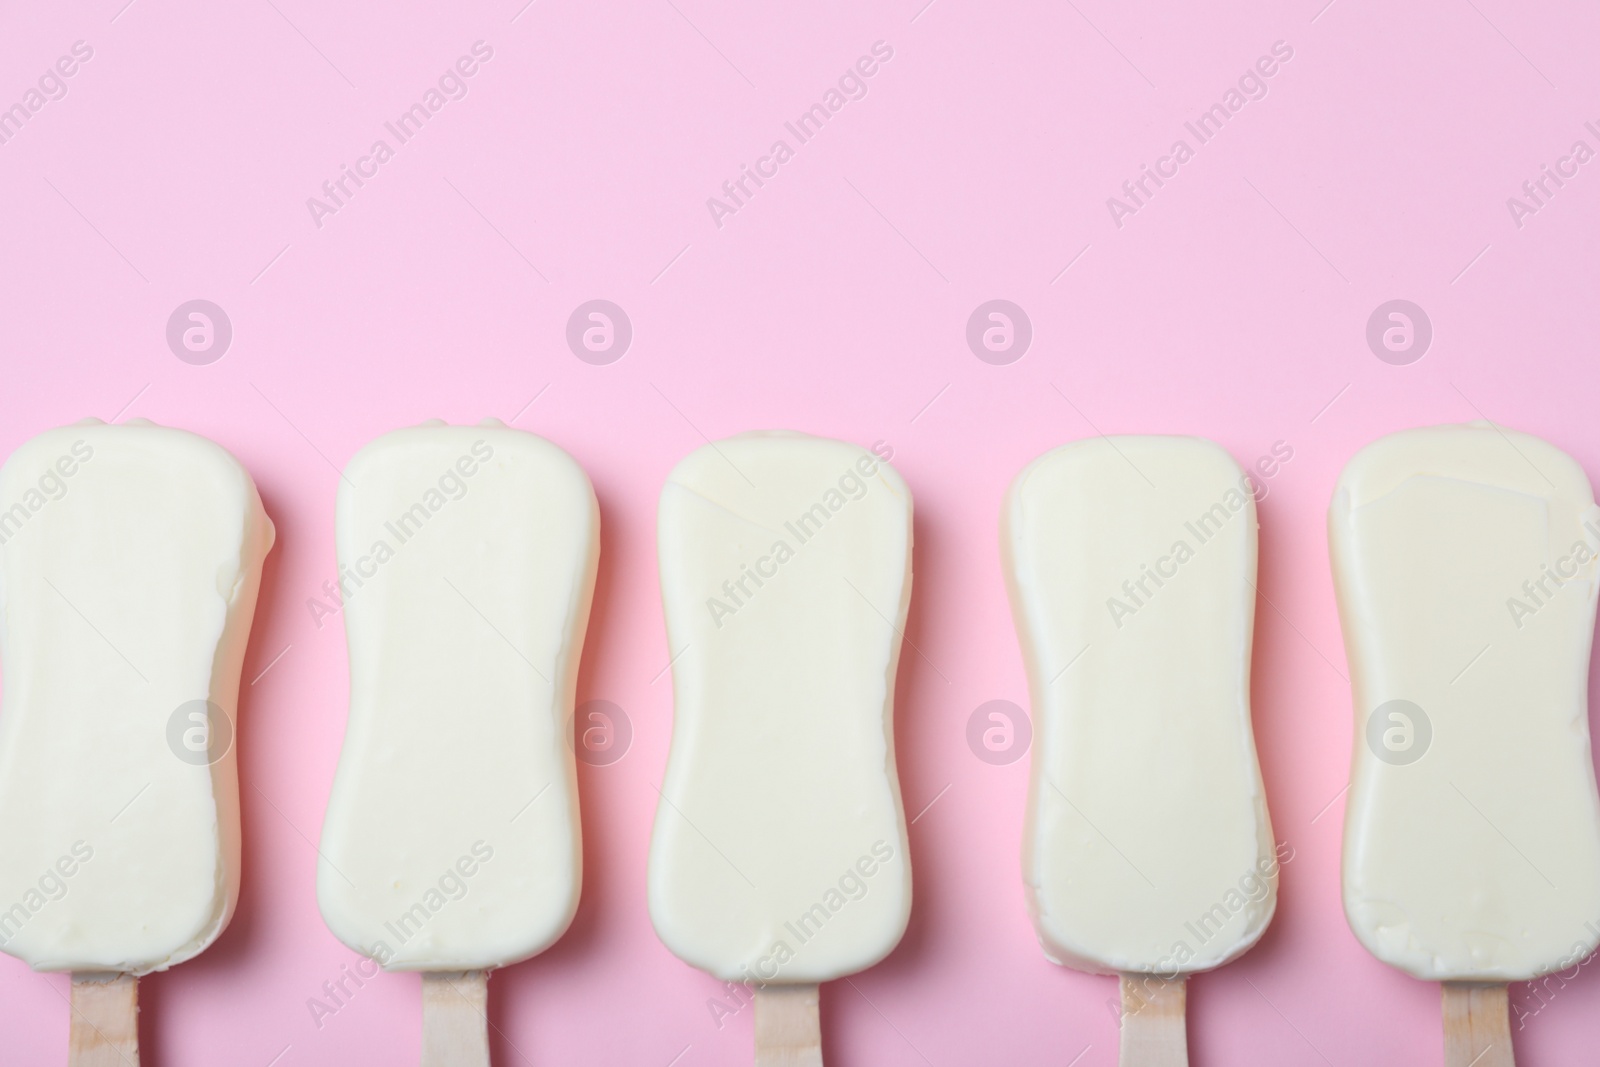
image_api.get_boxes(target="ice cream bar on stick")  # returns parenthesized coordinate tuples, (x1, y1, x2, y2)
(317, 422, 598, 1067)
(1003, 437, 1279, 1067)
(650, 432, 913, 1066)
(1331, 424, 1600, 1067)
(0, 419, 275, 1066)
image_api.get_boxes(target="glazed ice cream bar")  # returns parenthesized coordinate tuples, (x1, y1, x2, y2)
(0, 419, 274, 974)
(1332, 423, 1600, 980)
(318, 421, 598, 971)
(649, 432, 913, 985)
(1004, 436, 1277, 976)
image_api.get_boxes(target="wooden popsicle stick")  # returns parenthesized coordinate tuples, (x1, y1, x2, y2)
(1442, 982, 1514, 1067)
(69, 972, 139, 1067)
(1118, 974, 1187, 1067)
(754, 984, 823, 1067)
(421, 971, 491, 1067)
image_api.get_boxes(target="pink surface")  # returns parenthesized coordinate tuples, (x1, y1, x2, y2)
(2, 0, 1599, 1063)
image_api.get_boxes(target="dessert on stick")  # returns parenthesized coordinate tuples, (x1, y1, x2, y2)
(1003, 436, 1279, 1067)
(318, 421, 598, 1067)
(650, 432, 913, 1066)
(1331, 423, 1600, 1067)
(0, 419, 275, 1066)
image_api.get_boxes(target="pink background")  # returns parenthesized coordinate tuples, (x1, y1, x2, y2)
(3, 0, 1599, 1063)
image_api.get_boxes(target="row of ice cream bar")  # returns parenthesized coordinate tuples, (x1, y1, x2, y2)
(0, 417, 1593, 1067)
